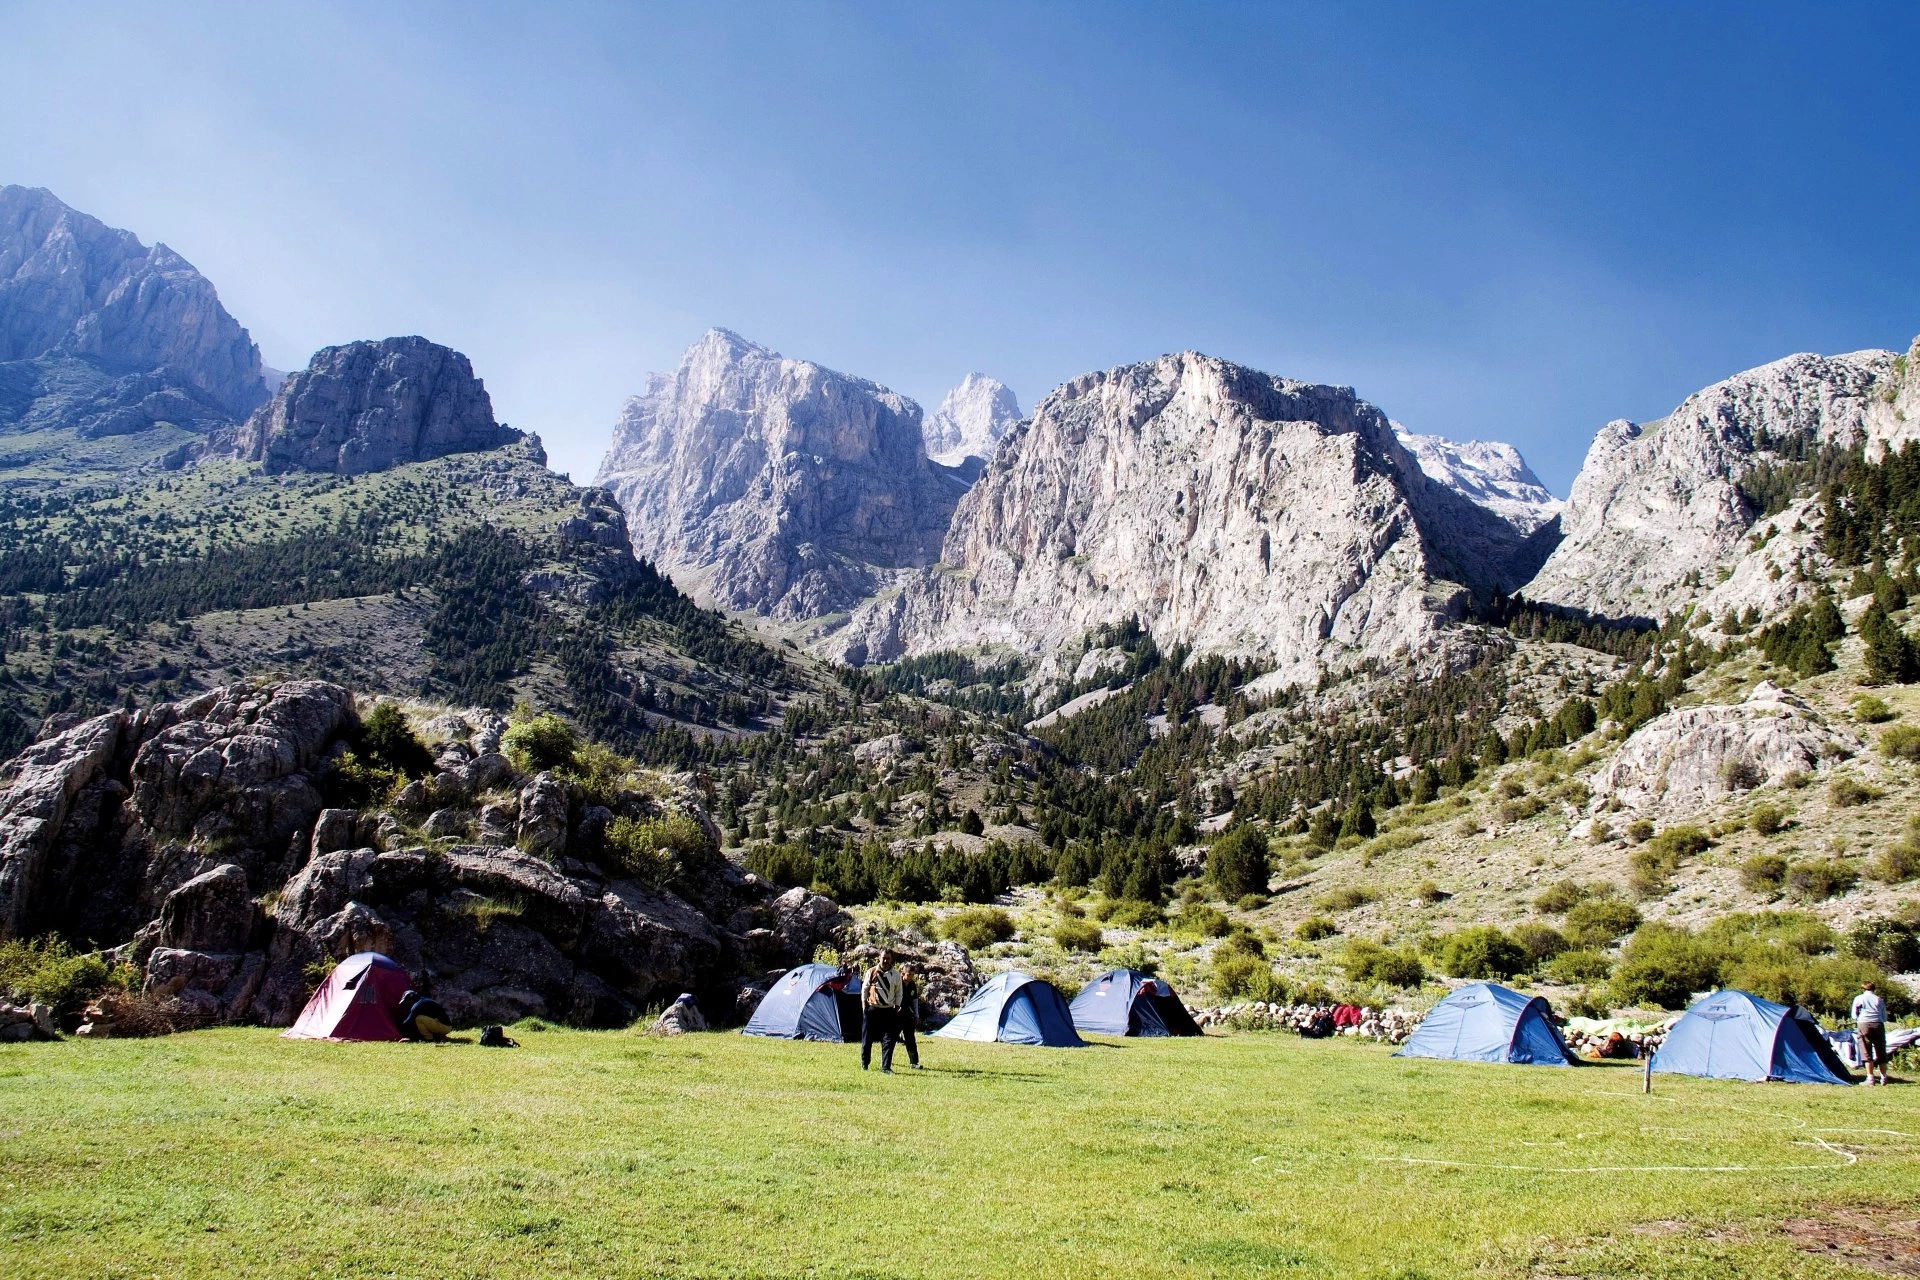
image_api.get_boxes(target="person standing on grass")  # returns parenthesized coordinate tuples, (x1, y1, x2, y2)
(1854, 980, 1889, 1086)
(897, 963, 924, 1070)
(861, 949, 904, 1074)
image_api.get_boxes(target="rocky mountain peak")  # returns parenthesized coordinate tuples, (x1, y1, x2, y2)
(835, 349, 1533, 679)
(1392, 425, 1562, 534)
(0, 185, 267, 417)
(595, 329, 966, 620)
(232, 336, 520, 476)
(923, 372, 1022, 465)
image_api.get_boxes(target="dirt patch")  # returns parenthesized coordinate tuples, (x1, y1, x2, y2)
(1782, 1207, 1920, 1277)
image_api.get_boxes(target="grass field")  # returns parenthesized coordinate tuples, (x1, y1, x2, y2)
(2, 1028, 1915, 1279)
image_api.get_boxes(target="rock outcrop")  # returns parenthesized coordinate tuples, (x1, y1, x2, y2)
(1523, 350, 1899, 620)
(0, 185, 269, 418)
(923, 373, 1022, 466)
(1392, 425, 1562, 534)
(1591, 682, 1854, 815)
(594, 329, 968, 619)
(835, 351, 1534, 680)
(233, 336, 520, 476)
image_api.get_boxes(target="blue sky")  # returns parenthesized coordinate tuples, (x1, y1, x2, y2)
(2, 3, 1916, 490)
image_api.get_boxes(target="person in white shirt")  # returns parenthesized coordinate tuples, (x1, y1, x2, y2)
(1852, 981, 1889, 1086)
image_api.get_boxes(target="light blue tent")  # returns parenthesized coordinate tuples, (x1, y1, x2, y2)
(1395, 983, 1578, 1065)
(933, 971, 1087, 1047)
(1070, 969, 1203, 1037)
(741, 963, 862, 1042)
(1651, 989, 1854, 1085)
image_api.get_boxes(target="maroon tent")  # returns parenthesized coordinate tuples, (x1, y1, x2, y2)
(283, 952, 414, 1041)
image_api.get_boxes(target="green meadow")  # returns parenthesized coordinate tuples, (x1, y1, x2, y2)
(2, 1028, 1914, 1279)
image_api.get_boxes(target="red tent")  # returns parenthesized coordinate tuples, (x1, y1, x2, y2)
(283, 952, 414, 1041)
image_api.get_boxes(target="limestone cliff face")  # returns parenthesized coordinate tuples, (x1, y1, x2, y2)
(835, 351, 1532, 679)
(1522, 350, 1898, 620)
(595, 329, 967, 619)
(233, 337, 519, 476)
(0, 185, 267, 417)
(923, 373, 1022, 466)
(1392, 426, 1562, 534)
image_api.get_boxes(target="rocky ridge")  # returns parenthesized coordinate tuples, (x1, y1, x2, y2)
(232, 336, 520, 476)
(1392, 424, 1562, 534)
(595, 329, 968, 620)
(923, 373, 1022, 467)
(834, 351, 1539, 681)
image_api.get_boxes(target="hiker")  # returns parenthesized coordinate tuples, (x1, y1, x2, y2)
(861, 949, 904, 1073)
(898, 964, 924, 1069)
(1853, 979, 1889, 1086)
(399, 990, 451, 1041)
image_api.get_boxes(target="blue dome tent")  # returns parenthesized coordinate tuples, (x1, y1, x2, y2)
(1070, 969, 1203, 1037)
(1651, 989, 1854, 1085)
(933, 971, 1086, 1047)
(741, 963, 862, 1042)
(1395, 983, 1578, 1065)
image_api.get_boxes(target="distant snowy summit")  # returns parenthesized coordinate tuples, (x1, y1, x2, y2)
(923, 372, 1021, 466)
(1392, 425, 1563, 534)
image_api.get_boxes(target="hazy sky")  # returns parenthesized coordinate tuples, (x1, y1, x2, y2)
(3, 3, 1916, 489)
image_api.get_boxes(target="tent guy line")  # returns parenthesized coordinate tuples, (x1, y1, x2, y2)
(1367, 1135, 1862, 1174)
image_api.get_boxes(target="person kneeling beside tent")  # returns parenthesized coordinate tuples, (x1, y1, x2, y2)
(400, 990, 451, 1041)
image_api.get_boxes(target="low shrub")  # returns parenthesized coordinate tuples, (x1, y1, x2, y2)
(1509, 921, 1570, 964)
(1842, 917, 1920, 971)
(1608, 923, 1722, 1009)
(1544, 948, 1614, 984)
(503, 711, 580, 773)
(1629, 826, 1711, 898)
(1314, 886, 1379, 913)
(1234, 894, 1270, 911)
(938, 907, 1016, 950)
(1739, 853, 1789, 894)
(355, 702, 435, 777)
(1854, 694, 1896, 724)
(1749, 803, 1788, 836)
(1497, 795, 1546, 824)
(1414, 880, 1448, 905)
(0, 936, 129, 1017)
(1052, 918, 1104, 952)
(1437, 926, 1526, 981)
(1210, 951, 1278, 1000)
(1784, 859, 1859, 903)
(1341, 938, 1427, 989)
(1625, 819, 1655, 844)
(602, 813, 715, 886)
(1562, 898, 1642, 948)
(1829, 777, 1883, 808)
(1882, 725, 1920, 762)
(1294, 916, 1340, 941)
(1867, 841, 1920, 883)
(1104, 899, 1165, 929)
(1174, 902, 1231, 937)
(1531, 879, 1592, 915)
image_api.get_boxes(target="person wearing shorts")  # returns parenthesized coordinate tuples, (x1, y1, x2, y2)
(1853, 981, 1889, 1086)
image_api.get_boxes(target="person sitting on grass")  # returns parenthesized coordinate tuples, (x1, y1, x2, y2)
(399, 990, 452, 1042)
(1854, 980, 1889, 1086)
(861, 950, 903, 1074)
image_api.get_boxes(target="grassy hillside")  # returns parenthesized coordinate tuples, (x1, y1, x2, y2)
(3, 1028, 1916, 1279)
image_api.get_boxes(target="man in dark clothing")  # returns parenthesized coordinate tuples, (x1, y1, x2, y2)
(898, 964, 924, 1069)
(861, 950, 903, 1073)
(399, 990, 451, 1041)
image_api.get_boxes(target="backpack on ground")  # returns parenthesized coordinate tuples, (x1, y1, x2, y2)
(479, 1024, 519, 1048)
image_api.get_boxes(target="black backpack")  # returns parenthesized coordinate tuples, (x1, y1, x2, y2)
(479, 1024, 519, 1048)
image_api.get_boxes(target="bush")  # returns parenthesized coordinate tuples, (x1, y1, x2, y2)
(938, 907, 1016, 949)
(357, 702, 434, 777)
(1414, 880, 1448, 905)
(1532, 879, 1592, 915)
(1867, 841, 1920, 883)
(1784, 859, 1859, 902)
(1829, 777, 1883, 808)
(1314, 886, 1379, 913)
(1609, 923, 1722, 1009)
(1563, 898, 1642, 948)
(602, 813, 715, 886)
(1854, 694, 1896, 723)
(1234, 894, 1270, 911)
(1625, 819, 1655, 844)
(1882, 725, 1920, 762)
(503, 712, 580, 773)
(0, 936, 127, 1017)
(1649, 825, 1712, 859)
(1438, 926, 1527, 981)
(1052, 918, 1104, 952)
(1207, 825, 1271, 900)
(1341, 938, 1426, 989)
(1749, 803, 1787, 836)
(1104, 899, 1165, 929)
(1628, 826, 1709, 898)
(1544, 948, 1614, 984)
(959, 809, 985, 836)
(1728, 954, 1902, 1019)
(1842, 917, 1920, 971)
(1498, 795, 1546, 824)
(1510, 921, 1570, 964)
(1294, 916, 1340, 941)
(1739, 853, 1789, 894)
(1174, 902, 1231, 937)
(1210, 951, 1273, 999)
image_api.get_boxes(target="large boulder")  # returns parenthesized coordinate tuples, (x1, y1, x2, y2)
(0, 711, 126, 938)
(1593, 682, 1856, 814)
(516, 772, 569, 859)
(769, 887, 849, 962)
(156, 863, 258, 952)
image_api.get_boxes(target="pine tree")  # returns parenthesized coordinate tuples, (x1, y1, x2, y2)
(1860, 601, 1920, 684)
